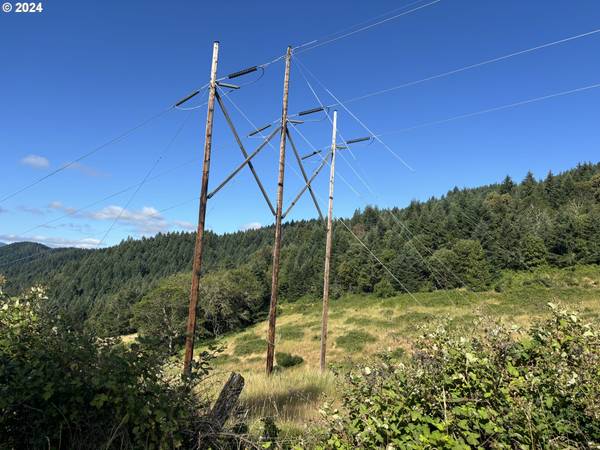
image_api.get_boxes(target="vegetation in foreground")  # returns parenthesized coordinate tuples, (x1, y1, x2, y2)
(322, 304, 600, 449)
(2, 269, 600, 448)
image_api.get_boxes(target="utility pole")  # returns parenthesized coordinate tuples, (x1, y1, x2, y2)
(320, 110, 337, 372)
(183, 41, 219, 376)
(266, 46, 292, 375)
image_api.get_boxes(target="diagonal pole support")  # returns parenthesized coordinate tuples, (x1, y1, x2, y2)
(286, 129, 324, 221)
(207, 126, 281, 203)
(214, 90, 276, 215)
(282, 151, 330, 218)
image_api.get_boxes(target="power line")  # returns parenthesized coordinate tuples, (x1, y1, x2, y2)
(17, 156, 200, 237)
(296, 58, 416, 171)
(376, 81, 600, 136)
(341, 27, 600, 106)
(96, 111, 195, 247)
(338, 218, 423, 306)
(0, 107, 174, 205)
(295, 0, 443, 55)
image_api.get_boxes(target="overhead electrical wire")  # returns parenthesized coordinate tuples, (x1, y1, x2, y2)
(296, 57, 416, 171)
(375, 81, 600, 137)
(294, 0, 443, 55)
(17, 156, 201, 237)
(340, 27, 600, 106)
(290, 75, 466, 306)
(285, 26, 600, 119)
(0, 107, 174, 205)
(95, 110, 196, 247)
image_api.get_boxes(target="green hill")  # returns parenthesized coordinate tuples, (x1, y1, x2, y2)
(2, 161, 600, 336)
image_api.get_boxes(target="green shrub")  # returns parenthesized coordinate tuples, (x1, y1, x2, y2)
(0, 285, 219, 449)
(335, 330, 377, 352)
(275, 351, 304, 368)
(374, 278, 396, 298)
(277, 324, 305, 341)
(322, 304, 600, 449)
(234, 334, 265, 356)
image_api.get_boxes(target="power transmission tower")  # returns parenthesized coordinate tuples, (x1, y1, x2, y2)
(320, 110, 337, 372)
(183, 41, 219, 376)
(266, 45, 292, 375)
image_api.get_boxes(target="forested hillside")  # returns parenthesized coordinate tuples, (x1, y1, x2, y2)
(2, 162, 600, 336)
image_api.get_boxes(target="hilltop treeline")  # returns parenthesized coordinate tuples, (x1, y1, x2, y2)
(2, 162, 600, 335)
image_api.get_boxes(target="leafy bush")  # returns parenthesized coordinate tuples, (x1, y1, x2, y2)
(234, 333, 265, 356)
(335, 330, 377, 352)
(275, 352, 304, 368)
(322, 304, 600, 449)
(0, 283, 218, 449)
(132, 268, 267, 353)
(277, 323, 305, 341)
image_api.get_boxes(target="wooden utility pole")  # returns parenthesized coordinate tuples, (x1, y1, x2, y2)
(320, 110, 337, 372)
(183, 41, 219, 376)
(266, 46, 292, 375)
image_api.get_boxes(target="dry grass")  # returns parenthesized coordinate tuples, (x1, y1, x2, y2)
(193, 265, 600, 436)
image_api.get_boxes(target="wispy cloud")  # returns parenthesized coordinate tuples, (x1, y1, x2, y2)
(20, 154, 49, 169)
(172, 220, 196, 231)
(0, 207, 7, 214)
(0, 234, 100, 249)
(88, 205, 169, 234)
(49, 201, 77, 215)
(66, 162, 108, 177)
(17, 205, 46, 216)
(240, 222, 262, 231)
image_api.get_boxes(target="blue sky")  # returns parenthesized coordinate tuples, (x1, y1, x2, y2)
(1, 0, 600, 248)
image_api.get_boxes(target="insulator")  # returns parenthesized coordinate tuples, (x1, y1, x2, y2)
(217, 82, 240, 89)
(228, 66, 258, 79)
(248, 124, 271, 137)
(346, 136, 371, 144)
(298, 106, 324, 116)
(174, 90, 200, 107)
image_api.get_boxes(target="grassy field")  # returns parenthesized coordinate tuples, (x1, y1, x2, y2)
(198, 265, 600, 440)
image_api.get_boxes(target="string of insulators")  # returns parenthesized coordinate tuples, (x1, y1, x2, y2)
(346, 136, 371, 144)
(227, 66, 258, 79)
(301, 150, 322, 160)
(217, 82, 240, 90)
(298, 106, 324, 116)
(248, 124, 271, 137)
(174, 90, 200, 107)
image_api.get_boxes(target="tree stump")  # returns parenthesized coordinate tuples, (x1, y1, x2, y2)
(198, 372, 245, 447)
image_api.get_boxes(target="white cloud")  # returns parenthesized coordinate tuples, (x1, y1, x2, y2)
(21, 154, 50, 169)
(88, 205, 168, 234)
(17, 205, 45, 216)
(172, 220, 196, 231)
(0, 234, 100, 249)
(240, 222, 262, 231)
(66, 162, 107, 177)
(49, 201, 76, 215)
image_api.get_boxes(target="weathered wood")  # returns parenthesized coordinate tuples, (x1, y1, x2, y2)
(266, 46, 292, 375)
(198, 372, 245, 448)
(320, 110, 338, 372)
(183, 41, 219, 376)
(214, 91, 277, 215)
(286, 129, 324, 220)
(210, 372, 245, 429)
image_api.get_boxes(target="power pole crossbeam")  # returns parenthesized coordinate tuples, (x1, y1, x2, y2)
(286, 129, 324, 220)
(207, 126, 281, 201)
(214, 90, 276, 215)
(282, 152, 331, 219)
(183, 41, 219, 376)
(320, 110, 338, 372)
(266, 46, 292, 375)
